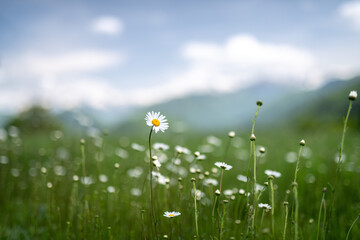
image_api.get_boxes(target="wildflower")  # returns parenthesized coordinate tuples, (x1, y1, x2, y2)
(265, 170, 282, 178)
(153, 159, 161, 169)
(207, 136, 222, 146)
(258, 203, 272, 210)
(215, 162, 232, 170)
(153, 142, 169, 151)
(163, 211, 181, 218)
(130, 188, 141, 196)
(73, 175, 79, 182)
(349, 90, 357, 101)
(228, 131, 236, 138)
(131, 143, 145, 152)
(237, 174, 248, 182)
(203, 178, 218, 186)
(259, 147, 266, 154)
(224, 189, 233, 196)
(256, 184, 265, 192)
(99, 174, 108, 183)
(175, 145, 191, 154)
(145, 111, 169, 133)
(250, 134, 256, 141)
(300, 139, 306, 146)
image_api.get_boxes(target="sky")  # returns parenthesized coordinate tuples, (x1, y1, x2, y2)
(0, 0, 360, 111)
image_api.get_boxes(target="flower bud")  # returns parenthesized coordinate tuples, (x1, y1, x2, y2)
(250, 134, 256, 141)
(228, 131, 235, 138)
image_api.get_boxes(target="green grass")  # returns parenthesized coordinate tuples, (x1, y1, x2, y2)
(0, 100, 359, 240)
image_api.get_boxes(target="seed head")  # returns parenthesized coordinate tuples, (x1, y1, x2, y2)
(80, 139, 85, 145)
(257, 100, 263, 106)
(300, 139, 306, 146)
(322, 187, 327, 193)
(215, 189, 221, 196)
(152, 155, 158, 161)
(223, 199, 229, 204)
(283, 201, 289, 206)
(191, 177, 196, 182)
(178, 177, 183, 182)
(194, 151, 200, 157)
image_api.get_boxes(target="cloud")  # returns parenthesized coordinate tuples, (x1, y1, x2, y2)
(339, 1, 360, 29)
(91, 16, 124, 35)
(0, 34, 358, 111)
(0, 49, 123, 110)
(126, 34, 320, 106)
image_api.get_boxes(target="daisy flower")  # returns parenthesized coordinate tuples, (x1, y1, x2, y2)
(258, 203, 272, 210)
(237, 174, 248, 182)
(145, 111, 169, 133)
(175, 145, 191, 155)
(153, 159, 161, 170)
(349, 90, 357, 101)
(153, 142, 170, 151)
(215, 162, 232, 170)
(265, 170, 282, 178)
(163, 211, 181, 218)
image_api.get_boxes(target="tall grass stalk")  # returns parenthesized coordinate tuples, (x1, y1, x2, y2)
(192, 178, 200, 239)
(345, 214, 360, 240)
(283, 202, 289, 240)
(246, 102, 262, 206)
(325, 99, 354, 239)
(80, 139, 87, 239)
(148, 128, 158, 240)
(220, 200, 228, 240)
(218, 169, 224, 239)
(269, 176, 275, 238)
(251, 139, 257, 238)
(293, 140, 305, 240)
(316, 188, 327, 240)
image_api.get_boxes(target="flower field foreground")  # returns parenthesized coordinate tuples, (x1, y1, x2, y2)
(0, 91, 359, 239)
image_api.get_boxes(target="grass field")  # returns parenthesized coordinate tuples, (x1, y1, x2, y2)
(0, 94, 359, 240)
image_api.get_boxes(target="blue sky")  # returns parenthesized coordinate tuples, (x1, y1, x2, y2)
(0, 0, 359, 111)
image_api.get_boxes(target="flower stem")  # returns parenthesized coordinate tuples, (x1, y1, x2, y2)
(283, 203, 289, 240)
(212, 195, 218, 237)
(220, 202, 227, 240)
(316, 190, 326, 240)
(269, 178, 275, 239)
(252, 141, 257, 239)
(325, 100, 353, 239)
(346, 214, 360, 240)
(292, 144, 303, 240)
(218, 169, 224, 239)
(192, 180, 200, 239)
(80, 140, 87, 239)
(148, 127, 158, 240)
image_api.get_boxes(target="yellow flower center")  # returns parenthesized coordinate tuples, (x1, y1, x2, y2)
(169, 213, 175, 217)
(152, 119, 160, 127)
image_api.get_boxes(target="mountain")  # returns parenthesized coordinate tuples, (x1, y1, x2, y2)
(114, 77, 360, 135)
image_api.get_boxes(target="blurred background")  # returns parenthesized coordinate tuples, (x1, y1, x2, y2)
(1, 1, 360, 239)
(0, 0, 359, 133)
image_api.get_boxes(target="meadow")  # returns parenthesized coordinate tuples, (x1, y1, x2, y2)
(0, 92, 359, 240)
